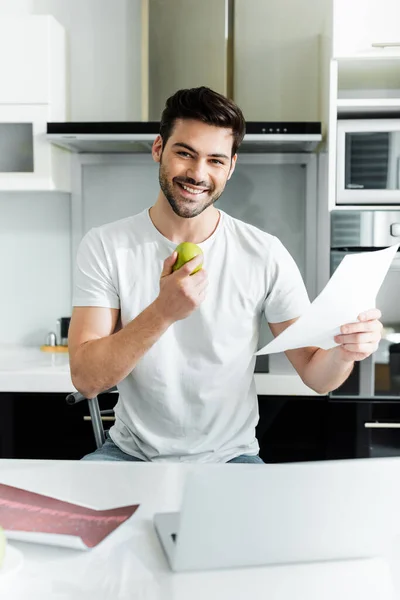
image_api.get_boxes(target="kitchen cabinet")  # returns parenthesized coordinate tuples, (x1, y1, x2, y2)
(0, 16, 65, 106)
(0, 15, 70, 191)
(333, 0, 400, 58)
(0, 105, 70, 191)
(147, 0, 330, 123)
(0, 392, 117, 460)
(327, 0, 400, 211)
(147, 0, 227, 120)
(354, 402, 400, 459)
(258, 397, 358, 463)
(233, 0, 330, 122)
(0, 392, 356, 462)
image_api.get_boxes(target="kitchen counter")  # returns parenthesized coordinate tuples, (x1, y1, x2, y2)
(0, 346, 319, 396)
(0, 346, 73, 394)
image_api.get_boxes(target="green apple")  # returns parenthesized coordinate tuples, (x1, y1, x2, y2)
(0, 526, 5, 569)
(172, 242, 203, 275)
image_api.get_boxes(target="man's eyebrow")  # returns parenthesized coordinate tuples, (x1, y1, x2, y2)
(172, 142, 230, 161)
(172, 142, 198, 154)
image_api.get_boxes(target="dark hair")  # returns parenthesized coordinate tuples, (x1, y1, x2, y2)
(159, 87, 246, 156)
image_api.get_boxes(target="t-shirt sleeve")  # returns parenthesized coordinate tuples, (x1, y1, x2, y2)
(263, 237, 310, 323)
(72, 228, 120, 309)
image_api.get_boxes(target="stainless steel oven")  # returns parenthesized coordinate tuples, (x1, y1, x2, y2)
(330, 210, 400, 400)
(330, 211, 400, 458)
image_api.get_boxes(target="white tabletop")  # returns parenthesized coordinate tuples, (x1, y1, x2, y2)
(0, 345, 318, 396)
(0, 459, 397, 600)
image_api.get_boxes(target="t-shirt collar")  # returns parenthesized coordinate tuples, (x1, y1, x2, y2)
(144, 207, 224, 251)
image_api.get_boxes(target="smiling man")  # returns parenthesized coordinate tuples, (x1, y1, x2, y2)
(68, 86, 382, 463)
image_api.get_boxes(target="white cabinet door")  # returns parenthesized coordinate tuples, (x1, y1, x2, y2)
(0, 16, 66, 108)
(333, 0, 400, 57)
(0, 105, 70, 191)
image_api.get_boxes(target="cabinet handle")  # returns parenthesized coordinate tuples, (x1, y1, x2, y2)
(84, 416, 115, 422)
(364, 422, 400, 429)
(371, 42, 400, 48)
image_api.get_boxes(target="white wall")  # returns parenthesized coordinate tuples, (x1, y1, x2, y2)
(0, 0, 143, 121)
(0, 193, 71, 345)
(0, 0, 33, 14)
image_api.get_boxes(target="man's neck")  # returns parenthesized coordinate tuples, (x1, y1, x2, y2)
(149, 195, 220, 244)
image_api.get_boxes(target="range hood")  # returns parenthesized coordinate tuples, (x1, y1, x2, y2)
(47, 0, 322, 154)
(47, 121, 322, 154)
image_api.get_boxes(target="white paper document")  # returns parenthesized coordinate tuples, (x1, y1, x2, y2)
(256, 243, 400, 356)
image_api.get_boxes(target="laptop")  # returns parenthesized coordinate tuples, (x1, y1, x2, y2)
(153, 457, 400, 572)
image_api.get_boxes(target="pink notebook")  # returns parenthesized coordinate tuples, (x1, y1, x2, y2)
(0, 483, 139, 550)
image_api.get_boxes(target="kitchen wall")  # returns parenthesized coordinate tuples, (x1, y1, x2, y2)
(0, 192, 71, 345)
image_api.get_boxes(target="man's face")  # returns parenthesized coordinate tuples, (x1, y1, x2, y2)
(152, 119, 237, 219)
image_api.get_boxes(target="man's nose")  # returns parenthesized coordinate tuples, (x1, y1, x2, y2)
(186, 160, 208, 185)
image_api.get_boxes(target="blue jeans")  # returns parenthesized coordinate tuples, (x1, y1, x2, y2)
(82, 432, 264, 464)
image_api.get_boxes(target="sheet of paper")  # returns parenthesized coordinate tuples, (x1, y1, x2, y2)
(256, 243, 399, 356)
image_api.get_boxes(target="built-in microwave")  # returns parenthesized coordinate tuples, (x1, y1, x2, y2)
(336, 119, 400, 205)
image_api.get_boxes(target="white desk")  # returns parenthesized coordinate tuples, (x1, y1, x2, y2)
(0, 460, 397, 600)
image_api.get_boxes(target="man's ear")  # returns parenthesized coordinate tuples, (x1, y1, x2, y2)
(227, 154, 237, 180)
(152, 135, 163, 163)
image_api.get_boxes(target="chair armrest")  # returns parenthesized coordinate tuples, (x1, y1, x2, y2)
(66, 386, 118, 406)
(66, 391, 87, 405)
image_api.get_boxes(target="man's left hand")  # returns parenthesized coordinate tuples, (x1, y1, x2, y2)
(333, 308, 383, 363)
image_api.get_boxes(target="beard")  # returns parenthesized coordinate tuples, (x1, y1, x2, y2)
(158, 160, 225, 219)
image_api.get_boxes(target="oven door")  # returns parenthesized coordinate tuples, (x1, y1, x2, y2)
(330, 249, 400, 400)
(336, 119, 400, 205)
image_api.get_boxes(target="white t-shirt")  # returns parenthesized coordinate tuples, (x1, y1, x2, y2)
(73, 208, 310, 463)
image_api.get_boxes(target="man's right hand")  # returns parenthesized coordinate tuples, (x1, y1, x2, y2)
(154, 251, 208, 324)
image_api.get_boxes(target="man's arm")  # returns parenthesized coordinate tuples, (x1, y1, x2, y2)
(69, 252, 207, 399)
(268, 308, 382, 395)
(69, 303, 171, 399)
